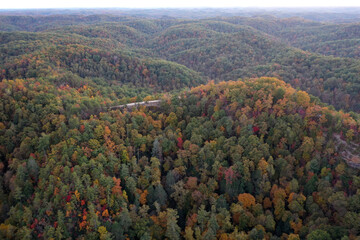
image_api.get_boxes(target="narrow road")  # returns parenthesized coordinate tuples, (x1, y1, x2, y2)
(109, 100, 162, 110)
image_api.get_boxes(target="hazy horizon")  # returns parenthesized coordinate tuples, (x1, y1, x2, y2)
(1, 0, 360, 9)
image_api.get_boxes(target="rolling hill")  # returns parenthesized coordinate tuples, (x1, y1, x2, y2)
(1, 11, 360, 239)
(0, 77, 359, 239)
(1, 17, 360, 112)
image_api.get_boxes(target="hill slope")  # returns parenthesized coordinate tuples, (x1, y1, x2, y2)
(0, 77, 360, 239)
(2, 17, 360, 112)
(0, 31, 205, 92)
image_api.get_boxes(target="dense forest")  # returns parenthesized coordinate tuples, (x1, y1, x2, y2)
(0, 8, 360, 240)
(1, 15, 360, 112)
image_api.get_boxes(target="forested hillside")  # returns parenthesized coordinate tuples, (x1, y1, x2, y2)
(216, 16, 360, 59)
(1, 77, 360, 239)
(1, 16, 360, 112)
(1, 10, 360, 240)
